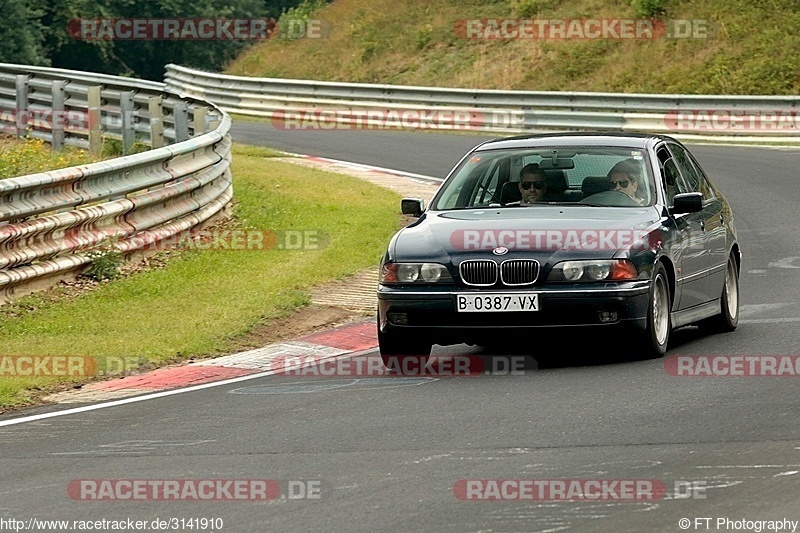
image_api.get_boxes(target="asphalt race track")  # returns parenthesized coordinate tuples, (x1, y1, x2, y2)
(1, 123, 798, 532)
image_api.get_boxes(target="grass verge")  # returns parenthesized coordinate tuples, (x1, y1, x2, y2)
(0, 143, 401, 409)
(226, 0, 800, 95)
(0, 136, 95, 178)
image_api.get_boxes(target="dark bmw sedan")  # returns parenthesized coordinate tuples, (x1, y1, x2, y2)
(376, 133, 741, 363)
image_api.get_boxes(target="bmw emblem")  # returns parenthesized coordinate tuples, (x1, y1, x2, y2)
(492, 246, 509, 256)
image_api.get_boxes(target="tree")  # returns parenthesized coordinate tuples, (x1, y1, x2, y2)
(0, 0, 321, 79)
(44, 0, 314, 80)
(0, 0, 49, 65)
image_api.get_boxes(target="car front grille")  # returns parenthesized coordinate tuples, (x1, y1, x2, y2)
(500, 259, 539, 286)
(459, 259, 540, 286)
(459, 260, 498, 286)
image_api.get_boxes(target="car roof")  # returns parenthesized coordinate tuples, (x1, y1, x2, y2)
(472, 132, 677, 151)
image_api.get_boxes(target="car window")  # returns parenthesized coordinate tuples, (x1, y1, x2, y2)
(438, 156, 497, 209)
(432, 146, 655, 209)
(473, 158, 504, 205)
(668, 142, 715, 199)
(656, 145, 683, 205)
(685, 149, 717, 199)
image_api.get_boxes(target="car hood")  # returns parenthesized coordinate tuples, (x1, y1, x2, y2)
(391, 206, 662, 263)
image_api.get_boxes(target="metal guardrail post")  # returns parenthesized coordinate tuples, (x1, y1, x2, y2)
(193, 106, 208, 135)
(51, 80, 66, 151)
(120, 91, 135, 155)
(88, 86, 102, 157)
(174, 101, 189, 142)
(148, 95, 164, 148)
(15, 75, 29, 138)
(208, 111, 222, 131)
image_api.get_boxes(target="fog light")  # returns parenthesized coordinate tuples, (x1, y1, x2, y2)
(598, 311, 618, 323)
(388, 312, 409, 325)
(397, 264, 419, 282)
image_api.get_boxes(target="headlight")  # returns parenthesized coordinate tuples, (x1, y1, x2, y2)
(548, 259, 638, 282)
(586, 263, 611, 280)
(381, 263, 453, 284)
(420, 263, 444, 282)
(561, 261, 584, 281)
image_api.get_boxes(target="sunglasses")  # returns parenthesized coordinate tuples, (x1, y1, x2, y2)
(610, 179, 630, 188)
(520, 181, 546, 190)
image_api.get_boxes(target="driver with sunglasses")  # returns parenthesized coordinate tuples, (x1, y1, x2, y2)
(518, 163, 548, 204)
(606, 159, 645, 205)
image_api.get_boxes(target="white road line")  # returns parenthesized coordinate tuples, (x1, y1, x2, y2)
(739, 317, 800, 323)
(768, 256, 800, 269)
(695, 464, 800, 469)
(0, 350, 373, 428)
(0, 370, 275, 428)
(739, 303, 795, 317)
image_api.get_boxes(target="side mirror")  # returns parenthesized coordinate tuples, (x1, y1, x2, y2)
(401, 198, 425, 217)
(671, 192, 703, 214)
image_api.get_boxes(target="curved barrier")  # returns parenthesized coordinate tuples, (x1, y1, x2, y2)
(0, 63, 233, 302)
(165, 63, 800, 143)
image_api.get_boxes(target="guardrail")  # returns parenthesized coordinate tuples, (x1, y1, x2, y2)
(164, 63, 800, 143)
(0, 63, 233, 302)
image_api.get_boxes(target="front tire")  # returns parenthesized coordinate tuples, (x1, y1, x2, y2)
(377, 319, 432, 372)
(640, 263, 671, 358)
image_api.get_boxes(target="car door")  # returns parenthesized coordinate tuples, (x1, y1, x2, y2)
(656, 144, 706, 310)
(667, 141, 726, 305)
(671, 143, 728, 300)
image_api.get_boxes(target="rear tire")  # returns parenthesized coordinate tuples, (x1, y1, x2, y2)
(640, 263, 671, 358)
(699, 254, 739, 334)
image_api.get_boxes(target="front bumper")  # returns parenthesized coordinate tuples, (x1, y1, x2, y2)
(377, 281, 651, 345)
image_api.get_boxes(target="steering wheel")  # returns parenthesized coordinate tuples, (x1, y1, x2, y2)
(580, 190, 641, 207)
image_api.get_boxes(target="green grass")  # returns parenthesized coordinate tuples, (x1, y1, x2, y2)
(0, 136, 95, 178)
(0, 143, 401, 408)
(225, 0, 800, 95)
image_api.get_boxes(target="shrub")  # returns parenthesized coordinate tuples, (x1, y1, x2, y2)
(631, 0, 668, 18)
(82, 250, 124, 281)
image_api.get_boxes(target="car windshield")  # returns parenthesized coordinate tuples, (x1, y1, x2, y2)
(431, 146, 656, 210)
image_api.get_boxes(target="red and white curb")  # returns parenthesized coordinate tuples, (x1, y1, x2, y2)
(285, 153, 443, 184)
(44, 319, 378, 404)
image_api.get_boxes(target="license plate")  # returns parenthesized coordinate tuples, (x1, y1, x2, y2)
(456, 293, 539, 312)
